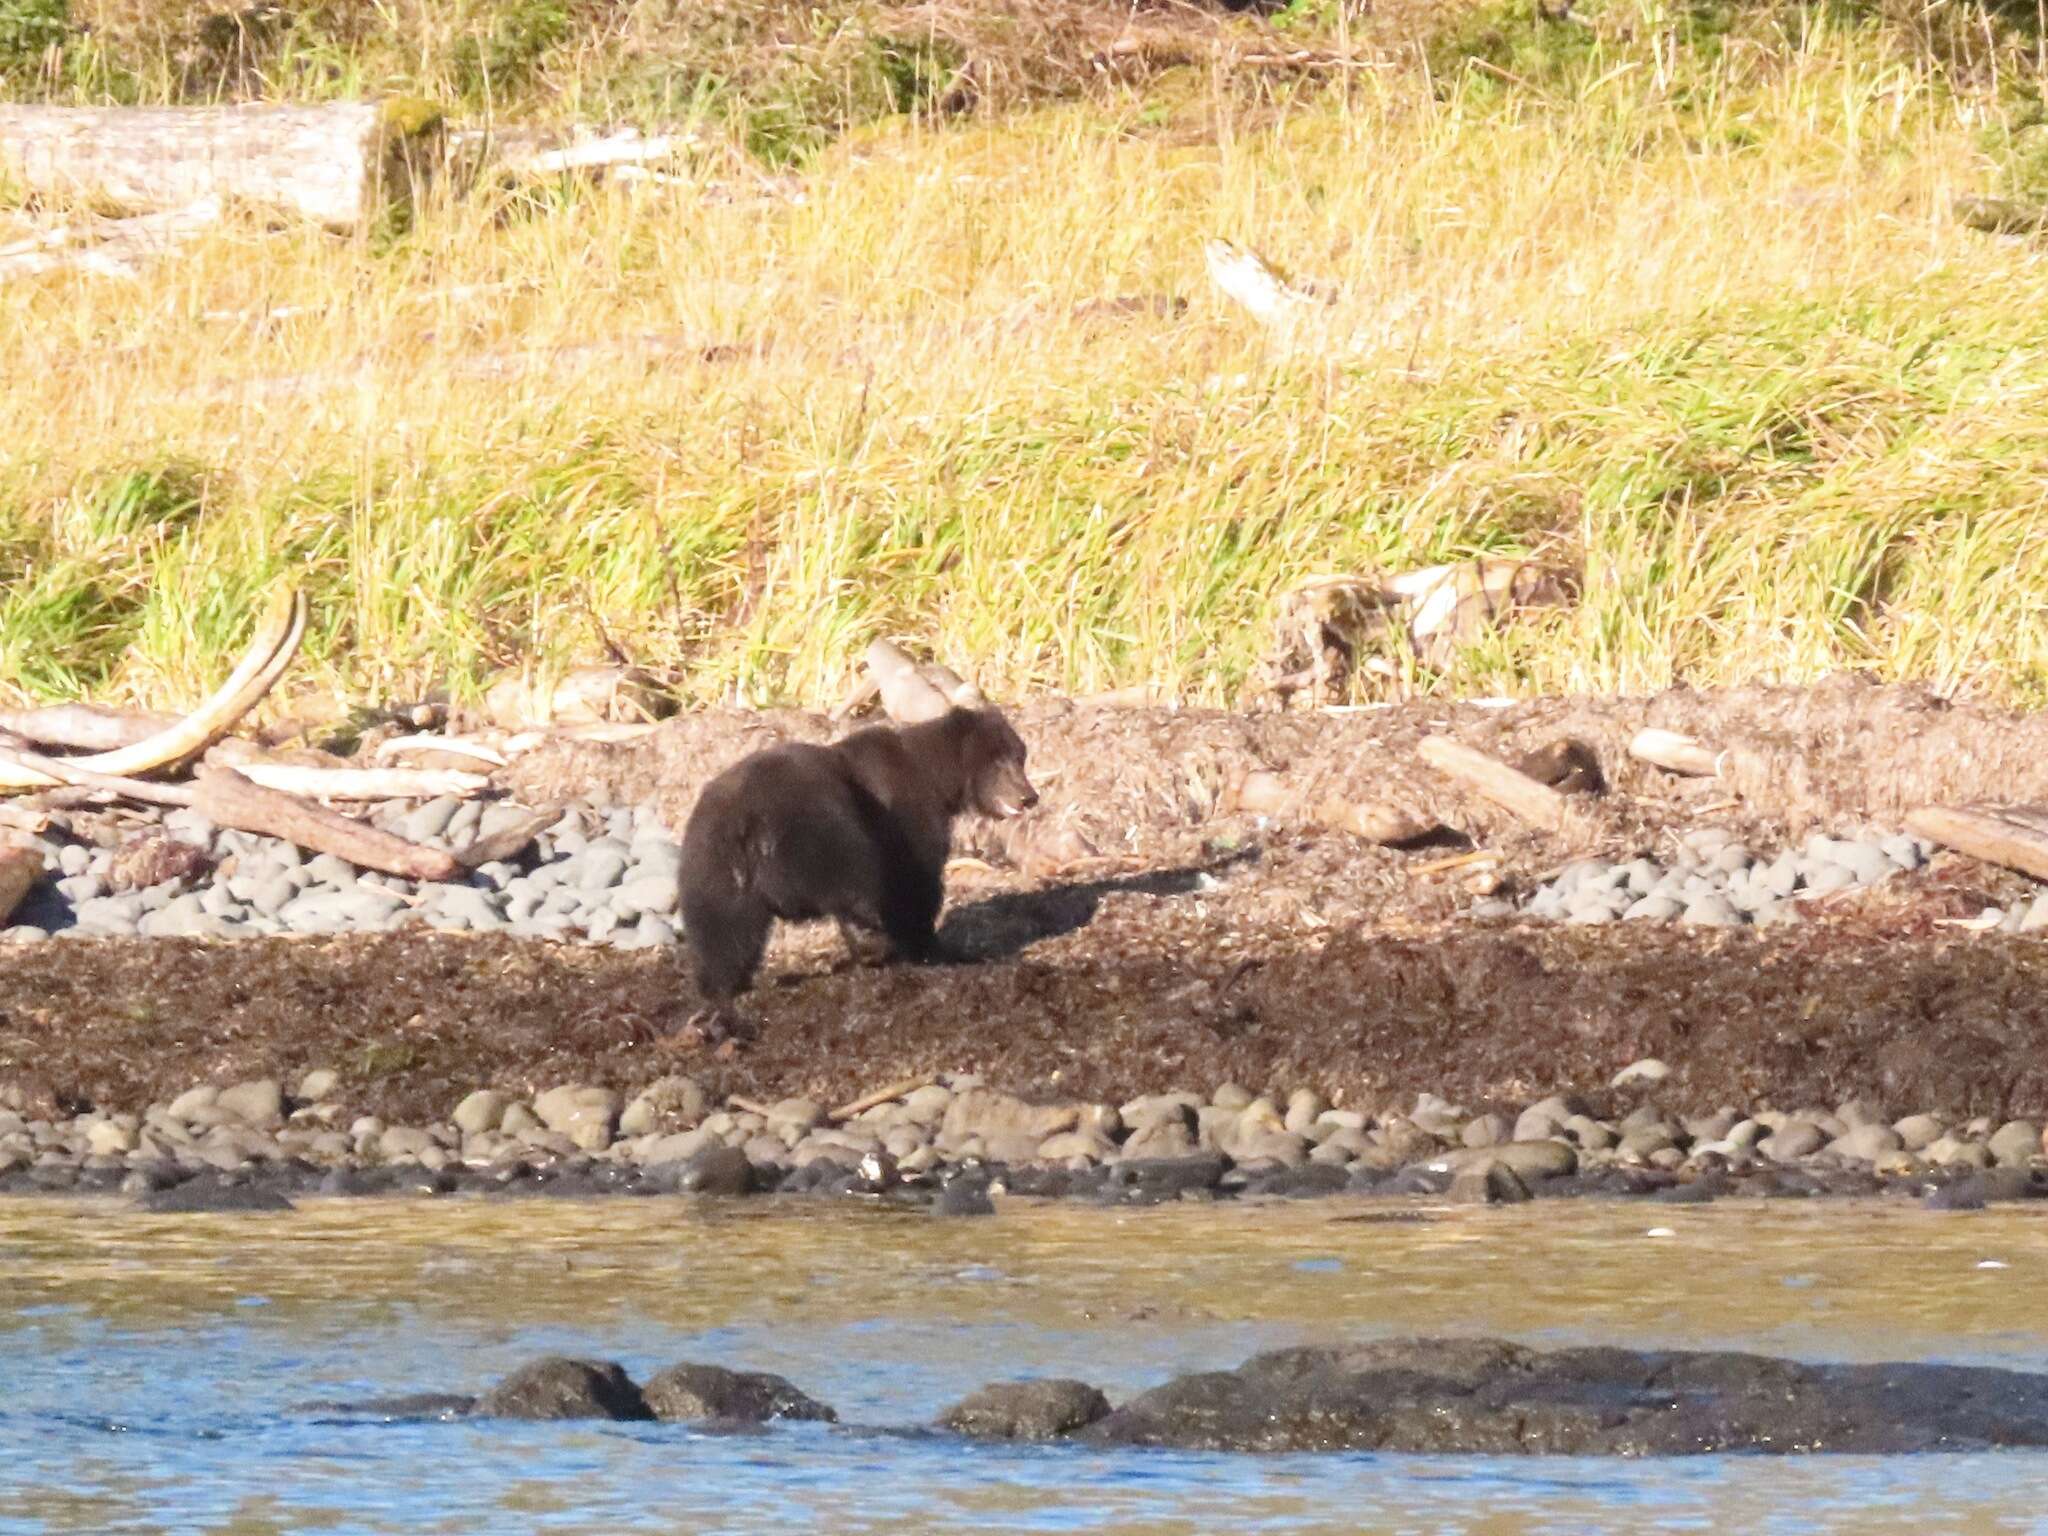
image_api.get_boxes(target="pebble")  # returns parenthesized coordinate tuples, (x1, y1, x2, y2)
(1987, 1120, 2041, 1168)
(1759, 1120, 1826, 1163)
(1496, 827, 1945, 928)
(217, 1080, 284, 1126)
(1610, 1058, 1670, 1089)
(1828, 1124, 1903, 1163)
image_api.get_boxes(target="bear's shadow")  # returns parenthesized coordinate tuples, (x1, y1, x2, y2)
(933, 847, 1259, 964)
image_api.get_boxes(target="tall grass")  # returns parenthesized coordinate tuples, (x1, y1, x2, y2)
(4, 0, 2048, 714)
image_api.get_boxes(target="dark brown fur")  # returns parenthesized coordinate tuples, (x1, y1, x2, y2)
(677, 707, 1036, 1013)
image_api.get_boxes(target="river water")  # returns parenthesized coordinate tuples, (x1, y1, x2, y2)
(5, 1194, 2048, 1533)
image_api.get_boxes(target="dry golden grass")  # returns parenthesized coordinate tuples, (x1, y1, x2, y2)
(4, 0, 2048, 715)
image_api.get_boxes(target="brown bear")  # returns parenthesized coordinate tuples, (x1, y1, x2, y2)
(676, 705, 1037, 1036)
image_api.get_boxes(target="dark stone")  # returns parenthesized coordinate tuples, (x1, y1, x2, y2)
(935, 1178, 995, 1217)
(781, 1158, 856, 1194)
(138, 1176, 294, 1213)
(297, 1392, 477, 1421)
(475, 1357, 653, 1421)
(641, 1363, 837, 1424)
(938, 1379, 1111, 1440)
(1245, 1163, 1352, 1199)
(1107, 1154, 1228, 1195)
(996, 1164, 1071, 1199)
(121, 1161, 187, 1194)
(1387, 1165, 1451, 1197)
(1653, 1175, 1725, 1205)
(384, 1162, 458, 1196)
(1447, 1161, 1531, 1205)
(1079, 1336, 2048, 1454)
(1926, 1176, 1988, 1211)
(675, 1144, 756, 1196)
(320, 1167, 393, 1197)
(1345, 1164, 1395, 1194)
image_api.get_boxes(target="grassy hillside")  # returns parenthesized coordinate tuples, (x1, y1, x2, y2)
(5, 0, 2048, 716)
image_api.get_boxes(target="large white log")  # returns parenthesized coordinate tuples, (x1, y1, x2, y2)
(0, 100, 442, 230)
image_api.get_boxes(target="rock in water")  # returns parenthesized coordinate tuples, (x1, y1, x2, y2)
(675, 1144, 755, 1195)
(641, 1364, 836, 1424)
(1080, 1336, 2048, 1454)
(939, 1379, 1112, 1440)
(137, 1177, 293, 1214)
(934, 1179, 996, 1217)
(475, 1358, 652, 1421)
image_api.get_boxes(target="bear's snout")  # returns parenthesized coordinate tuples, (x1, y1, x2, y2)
(985, 765, 1037, 818)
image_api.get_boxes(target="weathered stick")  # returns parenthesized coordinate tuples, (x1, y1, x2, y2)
(193, 765, 463, 881)
(0, 588, 305, 793)
(0, 740, 199, 808)
(0, 842, 41, 927)
(830, 1072, 940, 1122)
(1905, 805, 2048, 884)
(373, 734, 508, 768)
(500, 722, 663, 756)
(1417, 736, 1574, 832)
(0, 101, 442, 230)
(498, 129, 694, 177)
(1628, 728, 1721, 778)
(0, 704, 182, 753)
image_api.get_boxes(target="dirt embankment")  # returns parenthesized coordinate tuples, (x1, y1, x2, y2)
(5, 680, 2048, 1125)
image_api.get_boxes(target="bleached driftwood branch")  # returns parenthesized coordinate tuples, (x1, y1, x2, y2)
(1906, 805, 2048, 884)
(0, 197, 223, 282)
(0, 101, 441, 230)
(1203, 237, 1322, 332)
(1418, 736, 1582, 834)
(373, 734, 509, 768)
(858, 639, 986, 724)
(0, 704, 181, 753)
(0, 589, 305, 793)
(495, 128, 695, 177)
(1628, 728, 1721, 778)
(0, 738, 199, 807)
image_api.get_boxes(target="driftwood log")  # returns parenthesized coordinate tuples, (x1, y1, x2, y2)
(1228, 768, 1435, 845)
(0, 704, 182, 753)
(1906, 806, 2048, 884)
(0, 100, 442, 230)
(193, 764, 462, 883)
(1628, 728, 1721, 778)
(1418, 736, 1580, 834)
(0, 197, 224, 281)
(0, 841, 40, 927)
(0, 589, 305, 793)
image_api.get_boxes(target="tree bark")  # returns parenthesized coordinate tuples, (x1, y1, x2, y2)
(0, 100, 442, 230)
